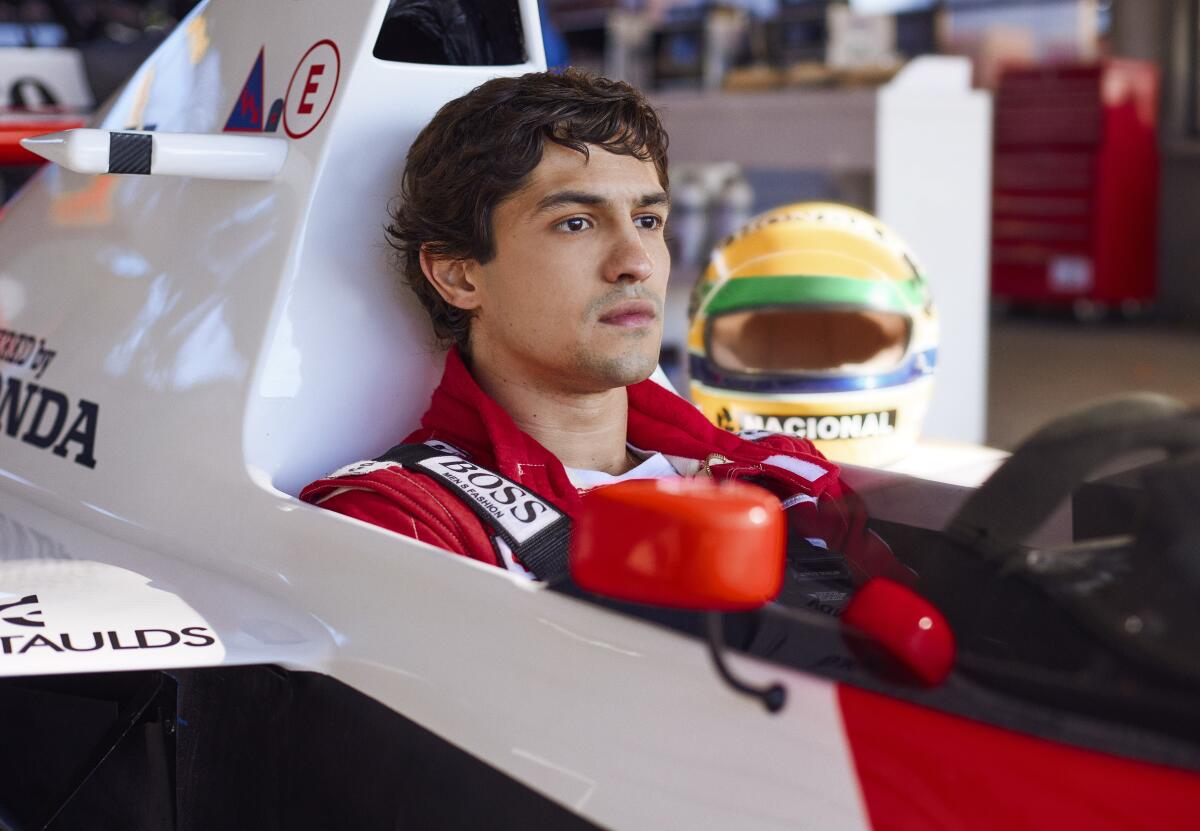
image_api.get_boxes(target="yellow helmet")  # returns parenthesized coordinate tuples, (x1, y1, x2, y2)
(688, 203, 938, 467)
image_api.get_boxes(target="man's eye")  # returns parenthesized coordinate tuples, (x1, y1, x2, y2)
(557, 217, 592, 232)
(635, 215, 664, 230)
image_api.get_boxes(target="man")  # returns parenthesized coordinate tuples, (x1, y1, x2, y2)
(301, 70, 906, 585)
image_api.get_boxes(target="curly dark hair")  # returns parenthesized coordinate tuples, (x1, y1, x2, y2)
(386, 69, 669, 350)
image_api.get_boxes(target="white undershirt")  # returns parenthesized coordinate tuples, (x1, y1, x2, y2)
(564, 445, 683, 488)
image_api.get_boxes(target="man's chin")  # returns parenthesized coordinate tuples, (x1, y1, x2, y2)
(572, 348, 660, 391)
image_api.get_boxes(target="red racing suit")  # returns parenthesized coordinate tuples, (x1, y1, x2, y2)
(300, 348, 907, 583)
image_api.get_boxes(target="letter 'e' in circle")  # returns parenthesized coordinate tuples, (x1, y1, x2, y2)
(283, 39, 340, 139)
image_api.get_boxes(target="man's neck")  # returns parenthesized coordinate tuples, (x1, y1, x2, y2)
(468, 351, 634, 475)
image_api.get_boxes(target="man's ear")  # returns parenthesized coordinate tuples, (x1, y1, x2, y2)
(420, 246, 482, 311)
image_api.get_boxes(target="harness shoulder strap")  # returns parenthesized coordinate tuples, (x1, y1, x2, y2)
(376, 443, 571, 581)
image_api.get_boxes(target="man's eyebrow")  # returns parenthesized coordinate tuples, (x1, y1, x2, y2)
(532, 189, 671, 214)
(636, 191, 670, 209)
(533, 190, 606, 214)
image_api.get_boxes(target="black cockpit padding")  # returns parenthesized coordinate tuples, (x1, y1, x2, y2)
(374, 0, 525, 66)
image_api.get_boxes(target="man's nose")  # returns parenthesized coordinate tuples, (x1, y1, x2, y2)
(602, 228, 655, 284)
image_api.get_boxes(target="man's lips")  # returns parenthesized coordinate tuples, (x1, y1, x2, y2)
(598, 299, 658, 327)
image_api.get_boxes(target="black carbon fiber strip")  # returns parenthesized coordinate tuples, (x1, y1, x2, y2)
(108, 132, 152, 175)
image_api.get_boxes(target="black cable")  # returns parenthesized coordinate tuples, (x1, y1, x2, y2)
(705, 611, 787, 713)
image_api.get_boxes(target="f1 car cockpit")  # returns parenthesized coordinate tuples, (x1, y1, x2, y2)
(555, 394, 1200, 778)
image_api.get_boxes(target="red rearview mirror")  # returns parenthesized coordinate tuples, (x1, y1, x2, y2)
(569, 478, 786, 611)
(843, 577, 956, 687)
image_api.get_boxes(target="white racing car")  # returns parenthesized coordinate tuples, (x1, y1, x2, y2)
(2, 1, 1199, 828)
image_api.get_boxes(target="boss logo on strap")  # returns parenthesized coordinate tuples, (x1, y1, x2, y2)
(415, 456, 560, 544)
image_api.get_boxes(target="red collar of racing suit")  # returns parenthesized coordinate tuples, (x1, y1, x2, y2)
(304, 348, 909, 585)
(403, 347, 846, 516)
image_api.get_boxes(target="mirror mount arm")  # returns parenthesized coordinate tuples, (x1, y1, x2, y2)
(705, 612, 787, 714)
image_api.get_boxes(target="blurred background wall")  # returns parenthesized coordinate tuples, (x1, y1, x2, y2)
(1107, 0, 1200, 322)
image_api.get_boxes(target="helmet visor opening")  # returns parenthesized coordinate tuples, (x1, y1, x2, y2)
(709, 308, 911, 375)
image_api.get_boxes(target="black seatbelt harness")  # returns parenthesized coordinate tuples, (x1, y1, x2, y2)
(375, 443, 572, 581)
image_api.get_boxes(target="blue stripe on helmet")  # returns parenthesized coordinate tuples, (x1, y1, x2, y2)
(689, 349, 937, 395)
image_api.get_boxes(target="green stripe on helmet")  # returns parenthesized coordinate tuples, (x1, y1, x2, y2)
(702, 275, 929, 318)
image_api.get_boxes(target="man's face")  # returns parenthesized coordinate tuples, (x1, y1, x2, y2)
(463, 142, 670, 394)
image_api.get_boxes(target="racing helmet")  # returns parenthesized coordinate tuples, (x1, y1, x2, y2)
(688, 203, 937, 467)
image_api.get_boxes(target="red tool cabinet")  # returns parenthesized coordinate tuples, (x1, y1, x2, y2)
(991, 60, 1160, 312)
